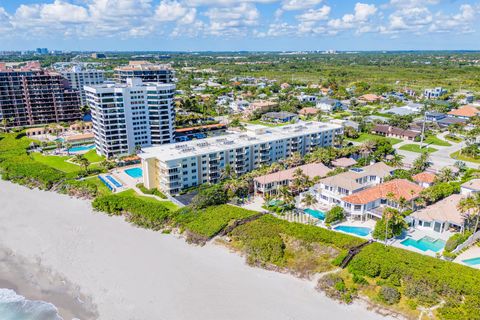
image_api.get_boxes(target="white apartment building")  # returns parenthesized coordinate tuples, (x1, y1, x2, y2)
(62, 65, 105, 106)
(423, 87, 447, 99)
(140, 122, 343, 195)
(86, 78, 175, 158)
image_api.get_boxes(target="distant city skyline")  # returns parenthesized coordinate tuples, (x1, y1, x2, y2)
(0, 0, 479, 51)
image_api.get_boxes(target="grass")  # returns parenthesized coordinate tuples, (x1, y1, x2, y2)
(424, 135, 451, 147)
(399, 144, 438, 153)
(117, 189, 179, 211)
(82, 149, 105, 163)
(31, 153, 82, 173)
(84, 176, 112, 196)
(450, 151, 480, 164)
(445, 135, 463, 143)
(348, 133, 402, 145)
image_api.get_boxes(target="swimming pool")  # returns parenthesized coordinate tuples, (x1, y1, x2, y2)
(462, 257, 480, 266)
(400, 236, 446, 252)
(125, 167, 143, 179)
(334, 225, 371, 237)
(304, 208, 326, 220)
(69, 144, 95, 153)
(106, 175, 122, 188)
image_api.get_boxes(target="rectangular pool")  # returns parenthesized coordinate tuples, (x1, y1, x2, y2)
(106, 175, 122, 188)
(69, 144, 95, 153)
(400, 236, 445, 252)
(462, 257, 480, 266)
(334, 225, 371, 237)
(124, 167, 143, 179)
(304, 208, 326, 220)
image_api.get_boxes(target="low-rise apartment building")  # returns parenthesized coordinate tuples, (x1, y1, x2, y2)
(311, 162, 394, 206)
(86, 78, 175, 158)
(140, 122, 343, 195)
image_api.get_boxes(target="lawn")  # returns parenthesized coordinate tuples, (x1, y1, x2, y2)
(424, 135, 451, 147)
(450, 151, 480, 164)
(84, 175, 112, 196)
(31, 151, 103, 173)
(244, 120, 288, 127)
(117, 189, 179, 211)
(348, 133, 402, 145)
(445, 135, 463, 143)
(399, 144, 438, 153)
(31, 153, 81, 173)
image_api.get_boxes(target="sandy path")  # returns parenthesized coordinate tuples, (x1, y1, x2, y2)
(0, 180, 389, 320)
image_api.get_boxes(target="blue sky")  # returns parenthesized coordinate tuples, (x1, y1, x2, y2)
(0, 0, 478, 51)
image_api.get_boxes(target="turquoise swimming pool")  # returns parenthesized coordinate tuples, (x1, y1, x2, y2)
(69, 144, 95, 153)
(125, 167, 143, 179)
(400, 236, 445, 252)
(334, 225, 371, 237)
(304, 208, 326, 220)
(462, 257, 480, 266)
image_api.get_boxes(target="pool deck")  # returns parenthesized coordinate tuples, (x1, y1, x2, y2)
(390, 229, 451, 257)
(110, 165, 143, 190)
(454, 245, 480, 269)
(331, 219, 376, 239)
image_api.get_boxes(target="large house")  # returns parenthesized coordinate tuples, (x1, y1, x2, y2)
(254, 163, 331, 195)
(410, 194, 465, 234)
(341, 179, 423, 220)
(372, 124, 420, 141)
(447, 105, 480, 120)
(311, 162, 394, 206)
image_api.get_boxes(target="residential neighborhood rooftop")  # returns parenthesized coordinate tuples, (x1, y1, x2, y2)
(411, 194, 465, 226)
(254, 163, 331, 185)
(447, 105, 480, 118)
(461, 179, 480, 192)
(412, 172, 437, 184)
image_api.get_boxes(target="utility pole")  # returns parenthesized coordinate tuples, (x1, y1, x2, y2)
(419, 103, 427, 150)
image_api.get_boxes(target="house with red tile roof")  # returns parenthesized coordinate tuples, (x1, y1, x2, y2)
(358, 94, 383, 104)
(447, 105, 480, 119)
(412, 172, 437, 188)
(372, 124, 420, 141)
(340, 179, 423, 220)
(299, 107, 319, 116)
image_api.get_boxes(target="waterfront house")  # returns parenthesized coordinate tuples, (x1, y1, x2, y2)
(410, 194, 465, 233)
(447, 105, 480, 120)
(311, 162, 394, 206)
(254, 163, 331, 195)
(341, 179, 423, 220)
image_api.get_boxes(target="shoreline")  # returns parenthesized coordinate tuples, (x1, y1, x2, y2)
(0, 247, 97, 319)
(0, 179, 391, 319)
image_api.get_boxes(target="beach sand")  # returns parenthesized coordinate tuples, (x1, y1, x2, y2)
(0, 179, 390, 320)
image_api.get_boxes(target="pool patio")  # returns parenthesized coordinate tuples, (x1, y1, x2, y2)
(110, 165, 143, 190)
(390, 228, 452, 257)
(454, 245, 480, 269)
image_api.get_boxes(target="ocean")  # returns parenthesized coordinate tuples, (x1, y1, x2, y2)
(0, 289, 62, 320)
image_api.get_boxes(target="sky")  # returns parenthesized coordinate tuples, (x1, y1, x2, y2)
(0, 0, 479, 51)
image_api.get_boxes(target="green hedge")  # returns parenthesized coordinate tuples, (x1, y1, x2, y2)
(348, 243, 480, 318)
(136, 183, 167, 199)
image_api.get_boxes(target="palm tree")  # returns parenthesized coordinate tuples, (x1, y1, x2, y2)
(221, 164, 236, 180)
(285, 152, 303, 168)
(278, 186, 294, 205)
(382, 207, 402, 246)
(301, 193, 317, 207)
(1, 118, 10, 132)
(360, 140, 375, 160)
(457, 193, 480, 234)
(65, 143, 72, 156)
(412, 152, 431, 173)
(74, 155, 90, 172)
(436, 167, 456, 183)
(387, 153, 404, 168)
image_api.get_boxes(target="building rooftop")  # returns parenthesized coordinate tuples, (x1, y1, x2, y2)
(411, 194, 465, 226)
(331, 157, 358, 168)
(319, 162, 394, 191)
(341, 179, 423, 205)
(115, 61, 173, 71)
(140, 121, 341, 161)
(447, 105, 480, 118)
(461, 179, 480, 191)
(299, 107, 319, 115)
(254, 163, 331, 185)
(412, 172, 436, 184)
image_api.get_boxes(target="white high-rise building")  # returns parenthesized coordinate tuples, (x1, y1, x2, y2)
(85, 78, 175, 158)
(140, 122, 343, 195)
(62, 65, 105, 106)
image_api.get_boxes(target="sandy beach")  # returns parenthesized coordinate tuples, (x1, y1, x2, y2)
(0, 179, 390, 320)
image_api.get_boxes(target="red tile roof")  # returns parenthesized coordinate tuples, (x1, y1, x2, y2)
(447, 105, 480, 118)
(299, 107, 319, 115)
(412, 172, 436, 184)
(341, 179, 423, 205)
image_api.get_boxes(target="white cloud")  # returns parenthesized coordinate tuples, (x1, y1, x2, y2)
(327, 2, 377, 32)
(205, 3, 259, 35)
(186, 0, 275, 6)
(281, 0, 323, 11)
(296, 5, 330, 22)
(155, 0, 197, 24)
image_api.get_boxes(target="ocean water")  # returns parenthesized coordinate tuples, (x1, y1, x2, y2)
(0, 289, 62, 320)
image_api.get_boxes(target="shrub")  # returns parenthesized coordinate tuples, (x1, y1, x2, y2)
(444, 232, 471, 253)
(191, 184, 228, 209)
(379, 286, 401, 305)
(325, 206, 344, 224)
(136, 183, 167, 199)
(372, 216, 407, 241)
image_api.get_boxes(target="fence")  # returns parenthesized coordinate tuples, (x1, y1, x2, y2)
(452, 230, 480, 254)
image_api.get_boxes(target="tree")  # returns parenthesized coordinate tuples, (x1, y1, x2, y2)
(292, 168, 309, 193)
(386, 153, 404, 168)
(191, 184, 228, 209)
(457, 193, 480, 234)
(436, 167, 456, 183)
(73, 155, 90, 172)
(221, 164, 236, 180)
(284, 152, 303, 168)
(301, 193, 317, 207)
(278, 186, 294, 205)
(325, 206, 344, 224)
(412, 152, 431, 173)
(373, 207, 405, 243)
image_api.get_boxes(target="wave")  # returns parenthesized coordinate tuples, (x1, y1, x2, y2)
(0, 288, 63, 320)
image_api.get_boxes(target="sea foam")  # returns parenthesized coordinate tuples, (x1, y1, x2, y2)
(0, 288, 62, 320)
